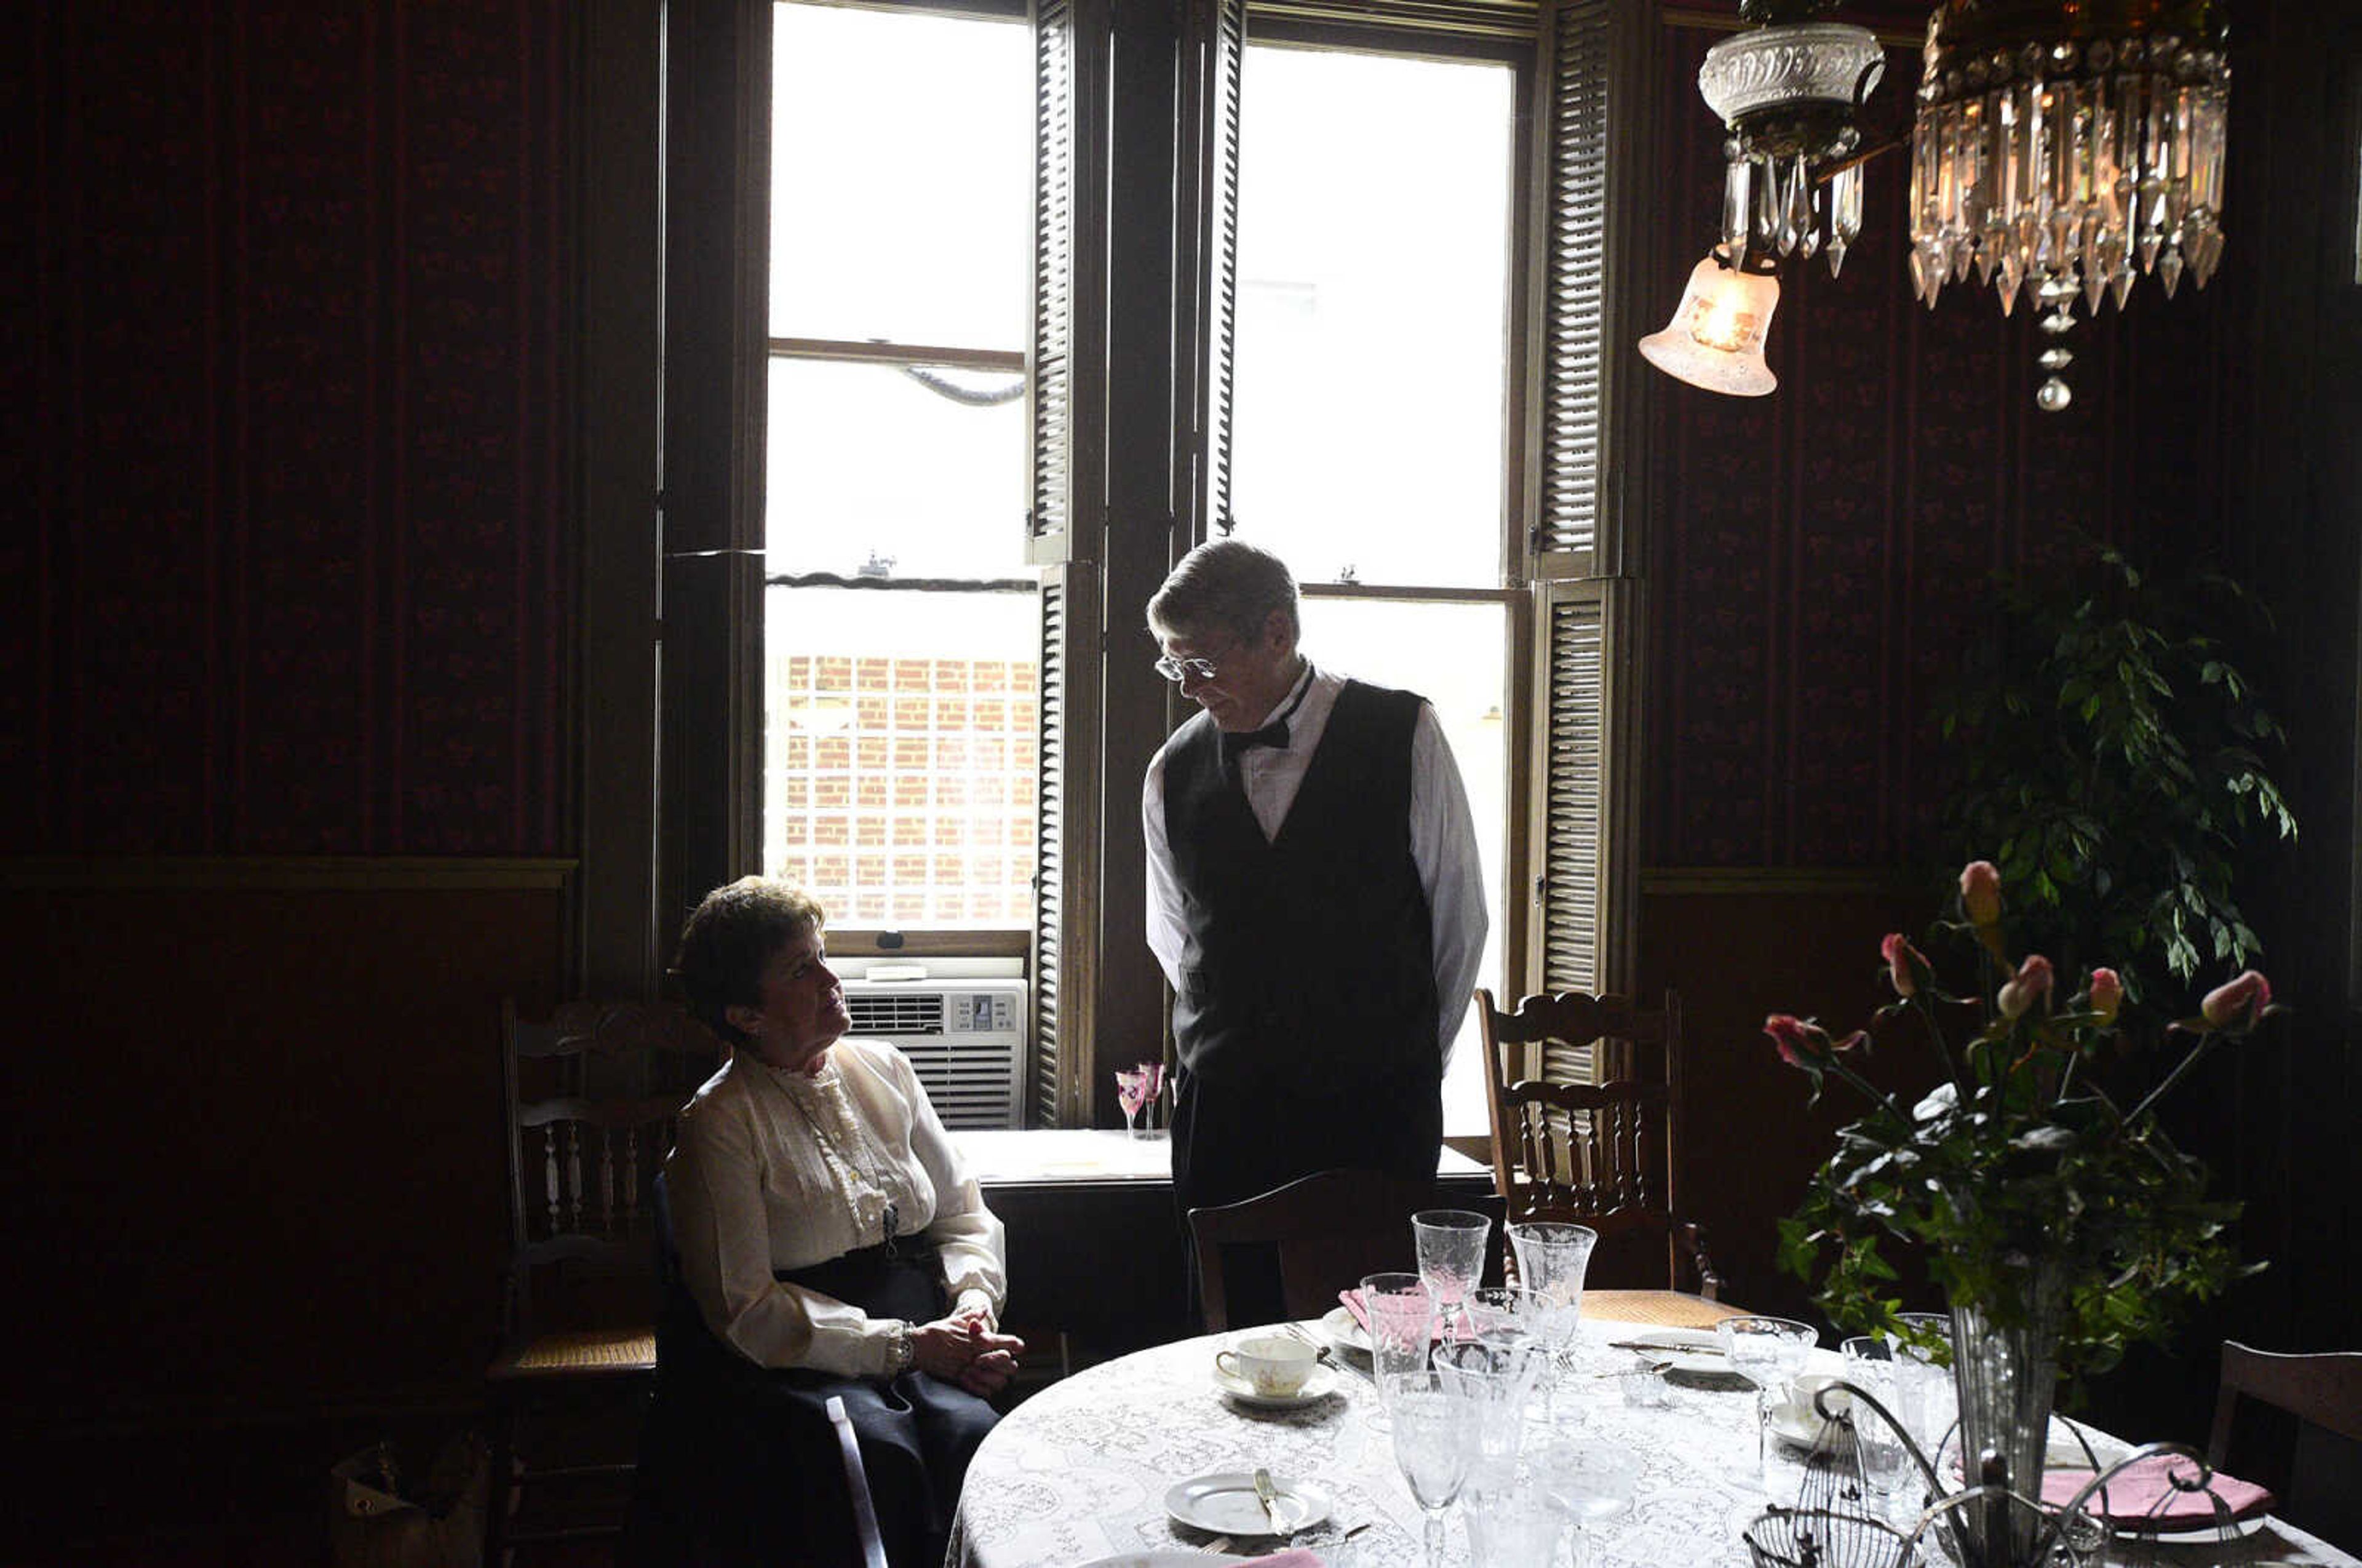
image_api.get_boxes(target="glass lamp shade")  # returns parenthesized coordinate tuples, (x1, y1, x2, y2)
(1638, 255, 1779, 396)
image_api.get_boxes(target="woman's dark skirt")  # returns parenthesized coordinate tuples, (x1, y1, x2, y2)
(629, 1217, 1000, 1568)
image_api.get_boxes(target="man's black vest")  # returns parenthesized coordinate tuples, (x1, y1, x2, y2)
(1163, 679, 1439, 1090)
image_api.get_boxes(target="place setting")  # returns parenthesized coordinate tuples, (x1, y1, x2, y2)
(1211, 1332, 1346, 1413)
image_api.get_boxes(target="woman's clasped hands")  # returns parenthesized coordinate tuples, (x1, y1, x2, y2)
(912, 1307, 1027, 1396)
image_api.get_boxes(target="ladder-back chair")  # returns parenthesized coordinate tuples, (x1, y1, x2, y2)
(1476, 988, 1720, 1299)
(486, 998, 723, 1564)
(2207, 1340, 2362, 1548)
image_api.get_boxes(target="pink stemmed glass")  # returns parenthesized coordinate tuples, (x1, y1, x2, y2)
(1115, 1068, 1150, 1138)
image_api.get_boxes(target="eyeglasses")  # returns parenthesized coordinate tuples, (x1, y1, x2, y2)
(1152, 638, 1239, 683)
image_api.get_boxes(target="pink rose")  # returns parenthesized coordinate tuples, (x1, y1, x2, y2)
(2086, 968, 2123, 1023)
(1997, 953, 2054, 1019)
(1960, 861, 2003, 927)
(1882, 933, 1927, 998)
(1764, 1015, 1864, 1069)
(2200, 970, 2271, 1032)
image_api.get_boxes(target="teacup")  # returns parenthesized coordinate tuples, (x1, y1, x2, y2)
(1214, 1334, 1318, 1397)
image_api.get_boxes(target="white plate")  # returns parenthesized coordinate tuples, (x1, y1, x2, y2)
(1613, 1327, 1728, 1375)
(1073, 1555, 1234, 1568)
(1214, 1363, 1342, 1409)
(1319, 1304, 1372, 1357)
(1164, 1470, 1334, 1537)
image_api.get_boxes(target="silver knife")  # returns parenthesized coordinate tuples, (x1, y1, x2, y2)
(1609, 1337, 1724, 1355)
(1252, 1467, 1287, 1532)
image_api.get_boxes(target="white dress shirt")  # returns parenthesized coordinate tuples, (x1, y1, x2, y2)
(664, 1036, 1007, 1379)
(1142, 663, 1489, 1064)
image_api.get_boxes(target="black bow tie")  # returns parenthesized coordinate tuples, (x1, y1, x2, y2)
(1220, 719, 1290, 766)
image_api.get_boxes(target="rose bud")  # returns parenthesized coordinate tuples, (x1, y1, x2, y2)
(1960, 861, 2003, 927)
(1997, 953, 2054, 1019)
(2086, 968, 2123, 1023)
(2200, 970, 2271, 1032)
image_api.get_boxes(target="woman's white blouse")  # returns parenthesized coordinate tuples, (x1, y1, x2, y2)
(664, 1037, 1008, 1379)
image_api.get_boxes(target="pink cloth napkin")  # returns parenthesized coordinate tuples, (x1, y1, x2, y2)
(1231, 1553, 1324, 1568)
(1338, 1287, 1470, 1343)
(2040, 1454, 2274, 1524)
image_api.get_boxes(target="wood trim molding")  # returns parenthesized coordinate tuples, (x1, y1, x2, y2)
(1641, 866, 1924, 897)
(0, 857, 578, 892)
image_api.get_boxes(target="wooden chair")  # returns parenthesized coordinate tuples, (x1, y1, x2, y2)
(1187, 1168, 1507, 1334)
(485, 999, 722, 1565)
(2206, 1340, 2362, 1548)
(1475, 988, 1721, 1299)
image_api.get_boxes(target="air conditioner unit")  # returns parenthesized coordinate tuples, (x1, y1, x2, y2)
(837, 957, 1028, 1131)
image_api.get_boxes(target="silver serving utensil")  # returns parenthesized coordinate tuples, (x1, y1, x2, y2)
(1609, 1337, 1724, 1355)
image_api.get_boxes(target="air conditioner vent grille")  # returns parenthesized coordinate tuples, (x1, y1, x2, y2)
(846, 993, 945, 1037)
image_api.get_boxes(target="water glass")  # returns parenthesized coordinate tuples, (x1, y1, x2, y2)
(1719, 1315, 1820, 1502)
(1888, 1311, 1956, 1467)
(1411, 1209, 1491, 1335)
(1390, 1371, 1479, 1568)
(1840, 1337, 1912, 1520)
(1538, 1436, 1639, 1568)
(1464, 1460, 1566, 1568)
(1507, 1221, 1595, 1412)
(1361, 1272, 1435, 1425)
(1433, 1338, 1543, 1470)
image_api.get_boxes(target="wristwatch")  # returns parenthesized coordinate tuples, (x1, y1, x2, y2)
(885, 1318, 917, 1376)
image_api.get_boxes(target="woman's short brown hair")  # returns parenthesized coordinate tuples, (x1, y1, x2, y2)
(672, 877, 827, 1047)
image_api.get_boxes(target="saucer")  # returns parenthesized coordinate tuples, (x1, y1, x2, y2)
(1165, 1470, 1334, 1535)
(1213, 1363, 1341, 1409)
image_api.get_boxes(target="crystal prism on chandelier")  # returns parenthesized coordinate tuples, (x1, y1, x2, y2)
(1699, 12, 1887, 279)
(1908, 0, 2230, 410)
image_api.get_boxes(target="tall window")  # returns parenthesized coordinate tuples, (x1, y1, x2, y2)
(763, 4, 1037, 931)
(1230, 41, 1516, 1132)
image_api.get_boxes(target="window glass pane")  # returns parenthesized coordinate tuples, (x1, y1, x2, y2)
(763, 586, 1038, 929)
(770, 6, 1030, 348)
(1233, 49, 1514, 589)
(1298, 597, 1507, 1136)
(766, 358, 1027, 579)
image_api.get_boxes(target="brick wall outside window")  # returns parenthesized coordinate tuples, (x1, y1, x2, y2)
(768, 653, 1038, 925)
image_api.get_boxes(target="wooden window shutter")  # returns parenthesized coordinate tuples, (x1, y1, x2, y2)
(1520, 0, 1641, 1004)
(1177, 0, 1244, 539)
(1027, 0, 1108, 568)
(1029, 564, 1100, 1126)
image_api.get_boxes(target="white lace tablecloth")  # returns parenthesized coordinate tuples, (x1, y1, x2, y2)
(947, 1317, 2359, 1568)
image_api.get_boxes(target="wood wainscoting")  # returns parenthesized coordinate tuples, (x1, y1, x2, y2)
(1, 859, 571, 1463)
(1637, 867, 1936, 1324)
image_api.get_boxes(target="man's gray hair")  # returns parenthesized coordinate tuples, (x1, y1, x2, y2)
(1147, 537, 1300, 645)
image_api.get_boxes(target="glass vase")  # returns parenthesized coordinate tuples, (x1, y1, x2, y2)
(1946, 1262, 2067, 1568)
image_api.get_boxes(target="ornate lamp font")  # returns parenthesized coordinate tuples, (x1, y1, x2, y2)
(1699, 0, 1887, 278)
(1908, 0, 2231, 410)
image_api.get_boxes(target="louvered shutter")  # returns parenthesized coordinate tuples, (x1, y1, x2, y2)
(1532, 0, 1615, 575)
(1028, 565, 1100, 1125)
(1027, 0, 1107, 1125)
(1521, 0, 1639, 1006)
(1177, 0, 1244, 538)
(1027, 0, 1107, 567)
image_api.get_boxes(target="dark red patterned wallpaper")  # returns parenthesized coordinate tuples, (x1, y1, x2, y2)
(4, 0, 567, 856)
(1644, 23, 2235, 869)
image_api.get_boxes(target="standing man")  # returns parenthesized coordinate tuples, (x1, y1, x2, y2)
(1142, 538, 1488, 1233)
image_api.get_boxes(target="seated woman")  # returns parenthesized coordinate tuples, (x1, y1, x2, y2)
(648, 876, 1024, 1567)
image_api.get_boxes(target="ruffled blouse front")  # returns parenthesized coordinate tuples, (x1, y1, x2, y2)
(664, 1037, 1007, 1377)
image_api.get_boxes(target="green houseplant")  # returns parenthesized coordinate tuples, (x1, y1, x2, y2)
(1938, 546, 2296, 1019)
(1769, 862, 2277, 1566)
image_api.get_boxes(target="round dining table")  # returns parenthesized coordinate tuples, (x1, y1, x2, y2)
(945, 1307, 2360, 1568)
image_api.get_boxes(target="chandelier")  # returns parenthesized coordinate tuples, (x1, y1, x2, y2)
(1908, 0, 2231, 410)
